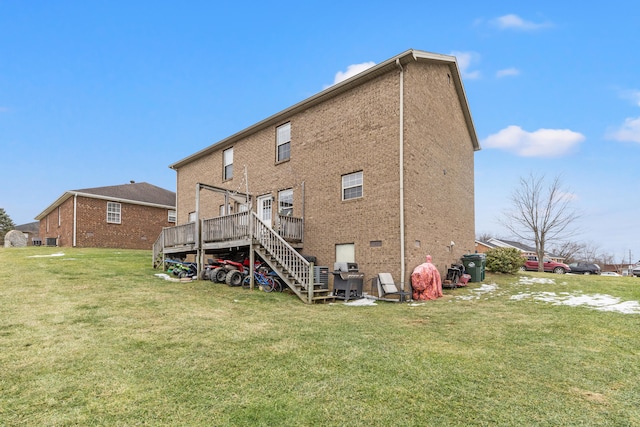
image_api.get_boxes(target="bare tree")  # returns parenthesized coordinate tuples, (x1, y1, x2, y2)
(476, 232, 494, 242)
(551, 241, 585, 264)
(501, 173, 581, 272)
(577, 241, 600, 262)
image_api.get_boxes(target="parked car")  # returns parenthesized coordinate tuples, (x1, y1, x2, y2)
(601, 271, 622, 277)
(568, 262, 601, 275)
(632, 265, 640, 277)
(521, 256, 571, 274)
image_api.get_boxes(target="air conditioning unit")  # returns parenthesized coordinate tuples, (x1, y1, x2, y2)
(314, 266, 329, 289)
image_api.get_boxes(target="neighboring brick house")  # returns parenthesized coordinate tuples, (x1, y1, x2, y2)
(164, 49, 480, 295)
(14, 222, 41, 246)
(35, 182, 176, 249)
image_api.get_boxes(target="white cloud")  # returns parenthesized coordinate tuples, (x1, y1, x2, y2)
(450, 51, 481, 80)
(558, 191, 579, 202)
(620, 89, 640, 107)
(491, 14, 551, 30)
(481, 125, 585, 157)
(496, 67, 520, 78)
(606, 116, 640, 143)
(328, 61, 376, 87)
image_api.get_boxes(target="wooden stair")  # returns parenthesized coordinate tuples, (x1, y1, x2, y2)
(255, 247, 334, 304)
(252, 213, 333, 304)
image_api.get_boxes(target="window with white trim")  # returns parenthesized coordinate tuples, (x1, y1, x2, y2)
(107, 202, 121, 224)
(342, 171, 363, 200)
(219, 204, 233, 216)
(168, 210, 176, 223)
(335, 243, 355, 263)
(223, 147, 233, 180)
(278, 189, 293, 216)
(276, 122, 291, 162)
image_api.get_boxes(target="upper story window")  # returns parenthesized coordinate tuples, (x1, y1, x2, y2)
(168, 210, 177, 223)
(276, 122, 291, 162)
(107, 202, 121, 224)
(278, 189, 293, 216)
(223, 147, 233, 180)
(342, 171, 363, 200)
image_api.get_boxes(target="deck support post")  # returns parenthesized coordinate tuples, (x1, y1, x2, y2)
(250, 244, 256, 290)
(308, 262, 314, 304)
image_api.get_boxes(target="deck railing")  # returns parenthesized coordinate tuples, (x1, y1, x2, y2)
(277, 214, 304, 242)
(163, 222, 196, 247)
(202, 211, 250, 243)
(152, 230, 164, 268)
(157, 213, 303, 250)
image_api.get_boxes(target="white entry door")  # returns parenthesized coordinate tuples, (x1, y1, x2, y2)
(257, 194, 273, 228)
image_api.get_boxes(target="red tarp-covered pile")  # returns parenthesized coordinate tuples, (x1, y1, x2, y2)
(411, 255, 443, 301)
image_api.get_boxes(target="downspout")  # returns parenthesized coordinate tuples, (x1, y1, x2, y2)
(195, 183, 201, 277)
(396, 58, 406, 291)
(73, 194, 77, 247)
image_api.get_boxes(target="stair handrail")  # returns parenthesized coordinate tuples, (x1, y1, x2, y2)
(251, 212, 311, 289)
(152, 229, 164, 268)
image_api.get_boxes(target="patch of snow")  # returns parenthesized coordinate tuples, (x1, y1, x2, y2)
(455, 282, 499, 300)
(342, 298, 377, 306)
(154, 273, 182, 282)
(518, 276, 556, 285)
(27, 253, 65, 258)
(510, 291, 640, 314)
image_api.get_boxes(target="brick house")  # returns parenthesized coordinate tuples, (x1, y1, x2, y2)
(158, 49, 480, 302)
(36, 182, 176, 249)
(14, 222, 41, 246)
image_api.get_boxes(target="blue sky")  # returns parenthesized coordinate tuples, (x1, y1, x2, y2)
(1, 1, 639, 263)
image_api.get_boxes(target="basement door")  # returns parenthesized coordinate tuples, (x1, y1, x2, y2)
(257, 194, 273, 228)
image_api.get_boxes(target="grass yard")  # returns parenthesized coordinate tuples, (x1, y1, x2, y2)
(1, 247, 639, 426)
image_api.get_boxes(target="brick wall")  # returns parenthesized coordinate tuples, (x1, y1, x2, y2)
(40, 196, 173, 250)
(175, 59, 477, 286)
(402, 61, 476, 282)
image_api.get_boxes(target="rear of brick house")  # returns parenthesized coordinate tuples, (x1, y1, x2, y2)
(169, 49, 479, 291)
(36, 182, 176, 250)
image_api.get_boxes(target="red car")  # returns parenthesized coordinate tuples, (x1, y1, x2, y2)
(521, 256, 571, 274)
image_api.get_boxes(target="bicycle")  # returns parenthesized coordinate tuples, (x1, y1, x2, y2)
(242, 269, 276, 292)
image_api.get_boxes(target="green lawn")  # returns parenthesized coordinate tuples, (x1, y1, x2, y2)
(1, 247, 639, 426)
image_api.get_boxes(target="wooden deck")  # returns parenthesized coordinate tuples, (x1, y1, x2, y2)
(152, 211, 333, 304)
(154, 212, 303, 256)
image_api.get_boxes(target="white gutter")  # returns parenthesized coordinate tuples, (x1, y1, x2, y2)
(396, 58, 406, 291)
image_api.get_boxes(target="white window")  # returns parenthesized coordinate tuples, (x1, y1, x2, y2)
(168, 210, 176, 223)
(342, 171, 363, 200)
(335, 243, 355, 263)
(276, 123, 291, 162)
(223, 147, 233, 180)
(278, 189, 293, 216)
(107, 202, 121, 224)
(219, 204, 233, 216)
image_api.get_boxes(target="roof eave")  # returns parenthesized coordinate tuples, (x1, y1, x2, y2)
(34, 191, 175, 221)
(169, 49, 480, 170)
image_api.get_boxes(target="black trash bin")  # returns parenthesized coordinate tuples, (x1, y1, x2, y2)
(462, 253, 486, 282)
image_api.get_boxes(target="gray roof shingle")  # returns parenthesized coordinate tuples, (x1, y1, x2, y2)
(73, 182, 176, 207)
